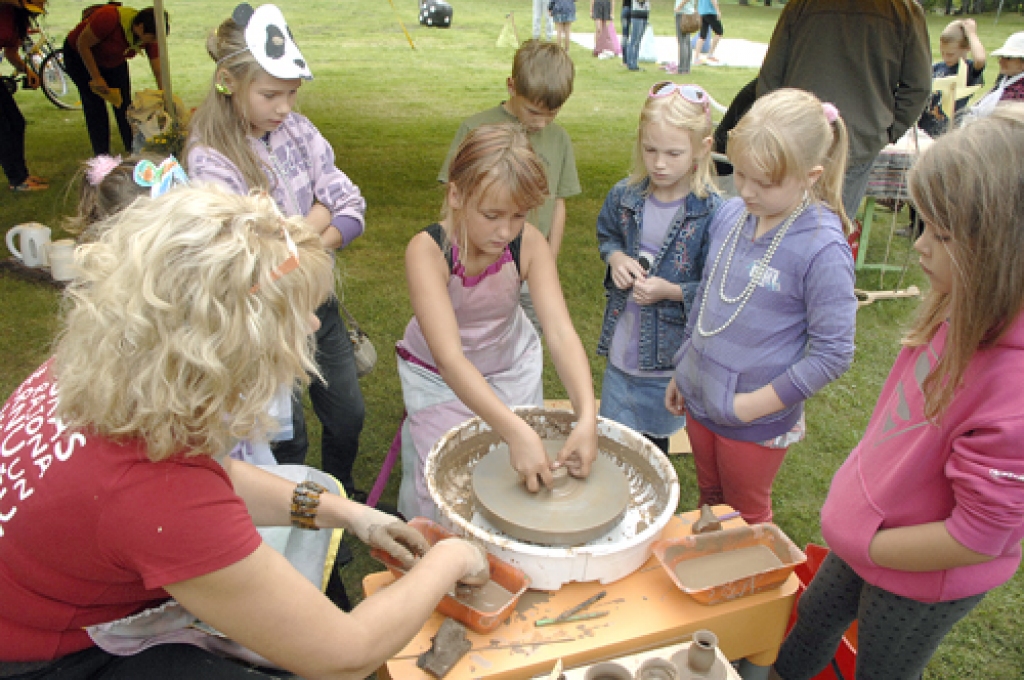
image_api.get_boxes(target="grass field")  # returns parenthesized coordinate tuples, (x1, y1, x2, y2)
(2, 1, 1022, 676)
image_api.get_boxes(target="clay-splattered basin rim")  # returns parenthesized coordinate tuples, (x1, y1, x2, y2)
(653, 523, 807, 605)
(425, 407, 680, 558)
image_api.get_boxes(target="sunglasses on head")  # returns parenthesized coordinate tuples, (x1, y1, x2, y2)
(648, 82, 711, 118)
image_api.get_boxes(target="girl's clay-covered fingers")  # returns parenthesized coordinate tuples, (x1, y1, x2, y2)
(522, 465, 554, 493)
(556, 427, 597, 478)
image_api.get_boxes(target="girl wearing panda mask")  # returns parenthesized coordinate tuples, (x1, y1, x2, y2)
(188, 3, 369, 507)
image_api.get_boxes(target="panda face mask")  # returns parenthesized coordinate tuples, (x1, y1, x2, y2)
(231, 3, 313, 81)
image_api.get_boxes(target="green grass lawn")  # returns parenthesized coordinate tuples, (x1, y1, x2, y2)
(2, 1, 1022, 676)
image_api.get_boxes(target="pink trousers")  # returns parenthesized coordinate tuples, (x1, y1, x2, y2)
(685, 411, 788, 524)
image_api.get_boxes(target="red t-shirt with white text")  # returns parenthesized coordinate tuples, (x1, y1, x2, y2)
(0, 361, 262, 661)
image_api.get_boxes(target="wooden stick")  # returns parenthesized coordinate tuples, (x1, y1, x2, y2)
(550, 590, 607, 623)
(855, 285, 921, 307)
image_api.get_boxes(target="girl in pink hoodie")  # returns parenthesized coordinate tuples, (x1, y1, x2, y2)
(773, 106, 1024, 680)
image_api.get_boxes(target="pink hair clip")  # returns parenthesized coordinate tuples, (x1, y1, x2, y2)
(822, 102, 840, 124)
(85, 155, 122, 186)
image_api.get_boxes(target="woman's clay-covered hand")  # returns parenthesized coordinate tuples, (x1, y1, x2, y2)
(607, 251, 647, 290)
(664, 377, 686, 416)
(350, 505, 431, 569)
(554, 415, 598, 478)
(434, 537, 491, 586)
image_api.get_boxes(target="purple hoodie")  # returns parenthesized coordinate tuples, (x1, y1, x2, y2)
(187, 112, 365, 248)
(675, 197, 857, 442)
(822, 313, 1024, 602)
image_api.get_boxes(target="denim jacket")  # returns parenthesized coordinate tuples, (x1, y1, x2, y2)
(596, 178, 720, 370)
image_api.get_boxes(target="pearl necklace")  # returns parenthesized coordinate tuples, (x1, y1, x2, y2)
(696, 197, 810, 337)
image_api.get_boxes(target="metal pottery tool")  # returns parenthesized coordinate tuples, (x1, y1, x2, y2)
(535, 590, 608, 627)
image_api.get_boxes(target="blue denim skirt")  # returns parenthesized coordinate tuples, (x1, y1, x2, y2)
(599, 364, 686, 438)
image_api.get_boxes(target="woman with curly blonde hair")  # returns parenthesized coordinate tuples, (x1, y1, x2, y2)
(0, 185, 488, 679)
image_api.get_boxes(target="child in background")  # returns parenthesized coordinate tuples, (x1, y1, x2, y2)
(773, 106, 1024, 680)
(666, 89, 858, 524)
(399, 124, 598, 521)
(65, 154, 294, 461)
(591, 0, 612, 57)
(64, 155, 147, 243)
(548, 0, 575, 53)
(693, 0, 722, 65)
(623, 0, 649, 72)
(597, 83, 720, 454)
(187, 3, 369, 502)
(918, 19, 986, 137)
(439, 39, 580, 332)
(620, 0, 631, 65)
(674, 0, 696, 74)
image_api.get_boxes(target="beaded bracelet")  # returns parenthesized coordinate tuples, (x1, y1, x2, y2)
(290, 481, 328, 530)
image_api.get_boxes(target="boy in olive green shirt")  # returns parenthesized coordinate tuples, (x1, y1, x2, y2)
(438, 40, 581, 261)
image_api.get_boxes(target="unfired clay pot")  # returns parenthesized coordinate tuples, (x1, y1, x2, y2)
(584, 661, 633, 680)
(637, 657, 679, 680)
(671, 630, 727, 680)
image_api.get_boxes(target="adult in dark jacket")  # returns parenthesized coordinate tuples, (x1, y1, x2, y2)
(757, 0, 931, 219)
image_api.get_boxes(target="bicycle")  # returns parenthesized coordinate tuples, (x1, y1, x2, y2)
(1, 2, 79, 110)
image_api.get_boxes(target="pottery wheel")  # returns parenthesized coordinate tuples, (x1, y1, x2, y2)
(471, 439, 630, 546)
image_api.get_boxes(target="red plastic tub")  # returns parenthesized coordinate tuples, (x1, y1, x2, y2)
(370, 517, 530, 634)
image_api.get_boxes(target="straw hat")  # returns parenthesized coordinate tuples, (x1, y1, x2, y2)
(991, 32, 1024, 59)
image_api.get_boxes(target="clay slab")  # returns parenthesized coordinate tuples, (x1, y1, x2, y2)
(471, 439, 630, 546)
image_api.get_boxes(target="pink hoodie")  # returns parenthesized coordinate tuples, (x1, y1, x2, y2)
(821, 312, 1024, 602)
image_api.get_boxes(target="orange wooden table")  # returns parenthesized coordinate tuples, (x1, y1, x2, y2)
(363, 507, 798, 680)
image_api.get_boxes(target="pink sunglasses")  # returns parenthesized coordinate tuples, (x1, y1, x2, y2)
(649, 82, 711, 119)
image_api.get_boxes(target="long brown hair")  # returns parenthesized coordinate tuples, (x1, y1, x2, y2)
(904, 104, 1024, 420)
(185, 15, 269, 191)
(441, 124, 549, 256)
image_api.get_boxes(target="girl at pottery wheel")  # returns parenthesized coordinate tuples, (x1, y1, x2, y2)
(397, 123, 599, 521)
(772, 107, 1024, 680)
(0, 186, 490, 679)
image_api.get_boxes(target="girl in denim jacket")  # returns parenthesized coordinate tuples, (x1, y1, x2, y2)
(596, 82, 720, 453)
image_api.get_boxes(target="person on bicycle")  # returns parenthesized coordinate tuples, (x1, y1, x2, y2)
(0, 0, 48, 191)
(63, 4, 167, 155)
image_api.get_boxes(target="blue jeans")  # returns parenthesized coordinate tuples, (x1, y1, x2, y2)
(271, 297, 365, 495)
(842, 159, 875, 221)
(625, 17, 648, 70)
(675, 13, 693, 74)
(620, 4, 630, 63)
(533, 0, 553, 38)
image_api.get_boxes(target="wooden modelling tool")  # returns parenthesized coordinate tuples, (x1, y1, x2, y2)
(855, 285, 921, 308)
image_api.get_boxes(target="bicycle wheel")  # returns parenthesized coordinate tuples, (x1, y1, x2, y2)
(40, 49, 80, 110)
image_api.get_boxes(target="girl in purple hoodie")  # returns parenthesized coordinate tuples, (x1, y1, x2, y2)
(773, 107, 1024, 680)
(187, 4, 368, 502)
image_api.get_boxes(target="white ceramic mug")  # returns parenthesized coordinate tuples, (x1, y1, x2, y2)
(6, 222, 51, 268)
(47, 239, 78, 282)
